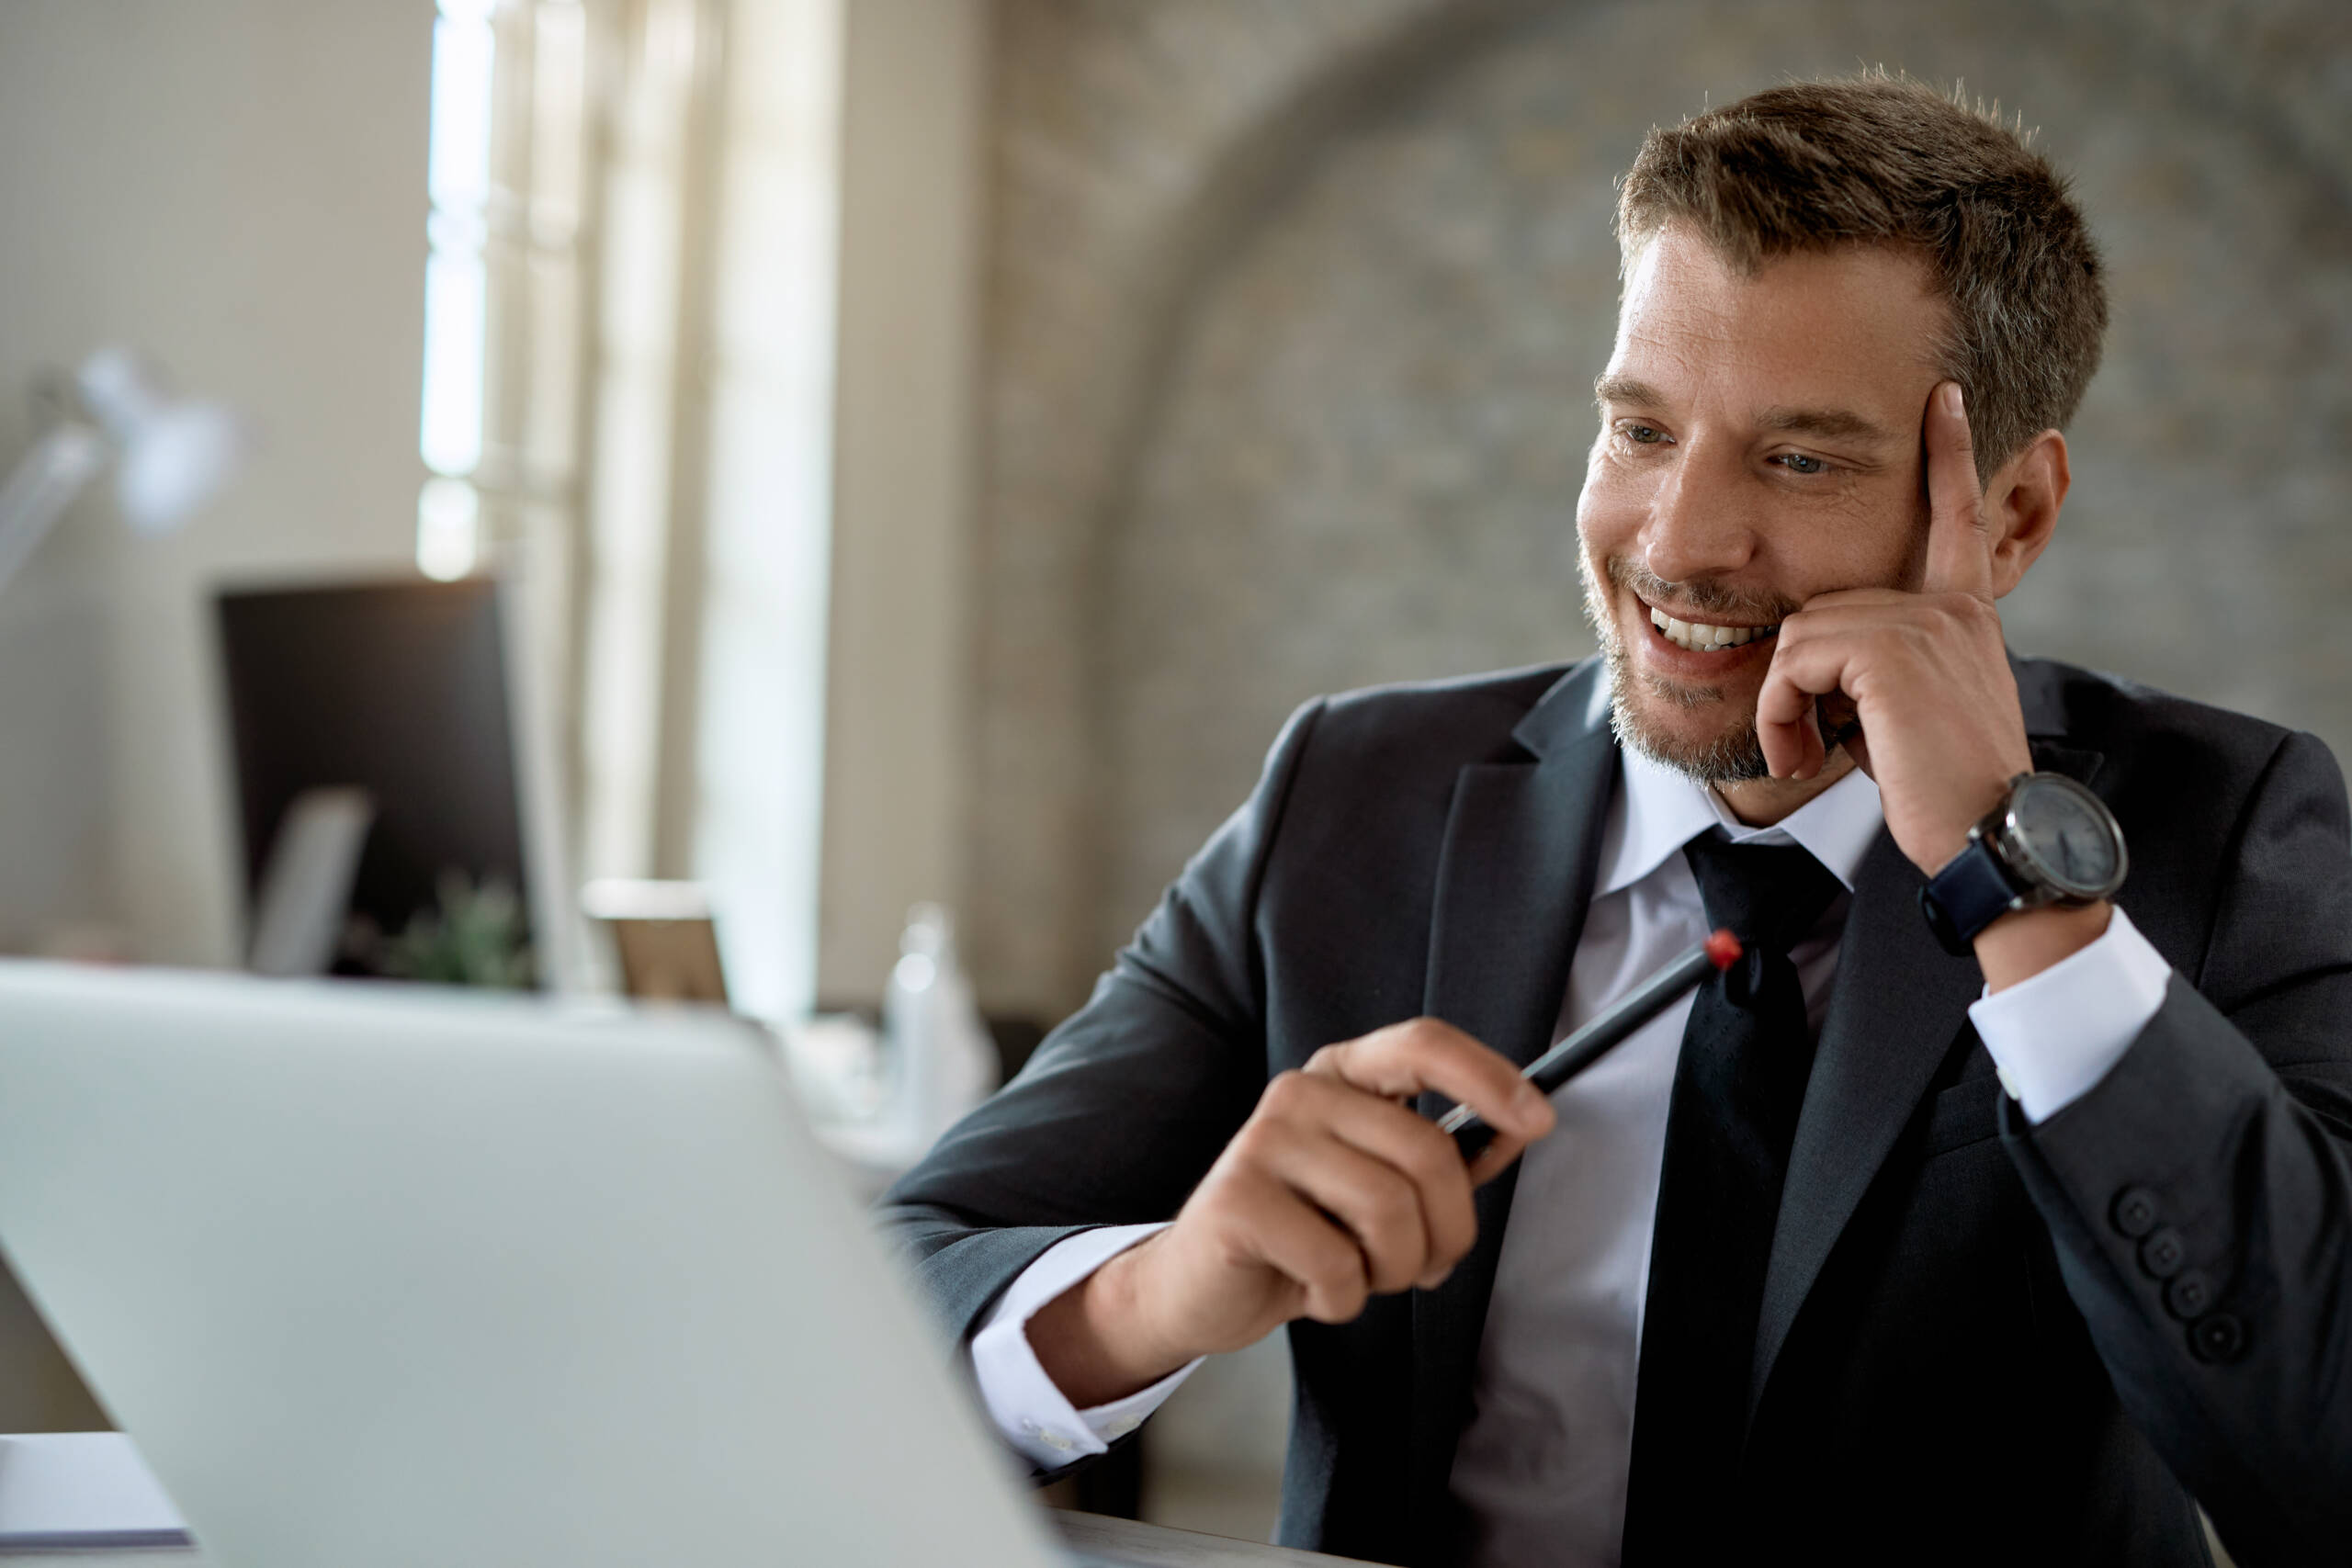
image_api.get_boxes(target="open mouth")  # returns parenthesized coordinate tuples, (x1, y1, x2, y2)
(1647, 604, 1781, 652)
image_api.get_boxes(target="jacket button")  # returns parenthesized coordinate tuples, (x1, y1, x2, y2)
(2138, 1226, 2186, 1279)
(2110, 1186, 2161, 1238)
(2190, 1313, 2247, 1364)
(2164, 1269, 2213, 1320)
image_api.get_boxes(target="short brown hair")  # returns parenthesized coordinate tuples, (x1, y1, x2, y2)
(1617, 73, 2107, 479)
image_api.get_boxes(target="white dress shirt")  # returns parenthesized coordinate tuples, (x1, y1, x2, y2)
(969, 748, 2174, 1563)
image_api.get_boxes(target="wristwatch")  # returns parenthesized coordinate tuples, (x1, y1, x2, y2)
(1919, 772, 2129, 956)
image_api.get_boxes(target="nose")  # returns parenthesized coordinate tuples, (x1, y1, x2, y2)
(1641, 443, 1757, 585)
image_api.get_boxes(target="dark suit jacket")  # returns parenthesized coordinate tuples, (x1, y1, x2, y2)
(881, 657, 2352, 1566)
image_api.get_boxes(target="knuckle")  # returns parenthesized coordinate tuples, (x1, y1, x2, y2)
(1403, 1125, 1458, 1187)
(1309, 1257, 1365, 1313)
(1302, 1043, 1347, 1076)
(1229, 1116, 1282, 1168)
(1398, 1016, 1446, 1053)
(1262, 1068, 1311, 1113)
(1429, 1232, 1473, 1276)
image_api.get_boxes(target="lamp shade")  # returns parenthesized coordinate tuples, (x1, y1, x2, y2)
(76, 348, 248, 536)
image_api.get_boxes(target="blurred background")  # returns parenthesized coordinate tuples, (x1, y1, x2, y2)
(0, 0, 2345, 1543)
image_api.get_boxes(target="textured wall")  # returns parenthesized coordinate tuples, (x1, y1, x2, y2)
(972, 0, 1497, 1017)
(975, 0, 2352, 1017)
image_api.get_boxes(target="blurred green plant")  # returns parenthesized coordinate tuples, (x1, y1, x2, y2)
(377, 871, 537, 990)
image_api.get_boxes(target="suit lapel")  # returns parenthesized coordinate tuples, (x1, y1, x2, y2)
(1747, 829, 1983, 1414)
(1406, 662, 1618, 1549)
(1748, 676, 2103, 1418)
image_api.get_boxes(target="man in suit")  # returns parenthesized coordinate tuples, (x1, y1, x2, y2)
(882, 76, 2352, 1565)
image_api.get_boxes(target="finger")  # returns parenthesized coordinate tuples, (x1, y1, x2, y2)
(1307, 1090, 1479, 1286)
(1921, 381, 1995, 599)
(1227, 1168, 1370, 1325)
(1308, 1020, 1555, 1143)
(1258, 1126, 1435, 1294)
(1783, 585, 1913, 614)
(1464, 1134, 1536, 1190)
(1251, 1072, 1480, 1287)
(1756, 626, 1859, 780)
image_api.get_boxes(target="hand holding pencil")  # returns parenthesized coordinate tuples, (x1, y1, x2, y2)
(1438, 929, 1743, 1165)
(1021, 937, 1746, 1404)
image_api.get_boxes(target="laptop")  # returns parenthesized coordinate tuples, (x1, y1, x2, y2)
(0, 961, 1085, 1567)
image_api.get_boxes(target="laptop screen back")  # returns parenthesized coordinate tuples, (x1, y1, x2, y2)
(0, 963, 1057, 1568)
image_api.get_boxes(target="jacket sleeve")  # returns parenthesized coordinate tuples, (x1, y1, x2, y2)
(875, 698, 1326, 1350)
(2001, 728, 2352, 1563)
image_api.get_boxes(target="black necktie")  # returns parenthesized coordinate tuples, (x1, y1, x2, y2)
(1622, 833, 1845, 1561)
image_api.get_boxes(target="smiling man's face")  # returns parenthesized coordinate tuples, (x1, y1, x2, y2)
(1577, 223, 1952, 780)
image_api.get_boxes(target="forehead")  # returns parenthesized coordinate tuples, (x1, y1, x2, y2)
(1610, 225, 1949, 412)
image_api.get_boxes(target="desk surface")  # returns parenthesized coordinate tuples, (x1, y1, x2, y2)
(0, 1509, 1373, 1567)
(1056, 1511, 1373, 1566)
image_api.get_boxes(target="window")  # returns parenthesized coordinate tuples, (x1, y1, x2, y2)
(417, 0, 589, 588)
(414, 0, 843, 1019)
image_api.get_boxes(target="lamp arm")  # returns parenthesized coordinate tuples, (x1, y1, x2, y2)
(0, 423, 109, 602)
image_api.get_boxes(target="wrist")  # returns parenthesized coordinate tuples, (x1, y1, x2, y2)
(1924, 772, 2025, 877)
(1922, 771, 2127, 960)
(1973, 898, 2110, 992)
(1025, 1235, 1193, 1409)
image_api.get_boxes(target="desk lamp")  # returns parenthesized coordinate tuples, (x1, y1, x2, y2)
(0, 349, 246, 598)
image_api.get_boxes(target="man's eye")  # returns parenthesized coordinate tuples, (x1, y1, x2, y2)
(1619, 423, 1667, 445)
(1776, 452, 1831, 476)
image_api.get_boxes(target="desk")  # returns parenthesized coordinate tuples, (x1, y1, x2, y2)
(0, 1510, 1374, 1566)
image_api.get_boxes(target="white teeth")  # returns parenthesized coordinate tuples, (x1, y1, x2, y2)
(1648, 607, 1777, 652)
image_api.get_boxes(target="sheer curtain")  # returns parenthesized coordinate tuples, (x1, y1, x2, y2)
(420, 0, 842, 1015)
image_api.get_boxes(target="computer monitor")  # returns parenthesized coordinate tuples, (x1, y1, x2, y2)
(215, 578, 560, 988)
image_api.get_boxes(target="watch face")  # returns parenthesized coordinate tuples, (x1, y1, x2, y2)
(2005, 775, 2126, 898)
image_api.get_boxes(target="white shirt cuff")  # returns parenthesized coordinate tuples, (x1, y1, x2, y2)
(1967, 904, 2172, 1123)
(969, 1222, 1202, 1470)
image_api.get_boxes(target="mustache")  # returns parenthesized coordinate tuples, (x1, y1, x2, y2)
(1605, 557, 1803, 623)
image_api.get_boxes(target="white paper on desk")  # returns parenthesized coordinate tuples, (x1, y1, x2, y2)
(0, 1432, 192, 1549)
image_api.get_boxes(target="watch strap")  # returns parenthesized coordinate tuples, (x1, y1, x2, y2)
(1919, 837, 2021, 956)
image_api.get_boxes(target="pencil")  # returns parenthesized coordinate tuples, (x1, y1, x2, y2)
(1438, 928, 1742, 1165)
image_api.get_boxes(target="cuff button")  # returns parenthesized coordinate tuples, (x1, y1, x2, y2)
(2110, 1185, 2161, 1238)
(2138, 1226, 2185, 1280)
(2164, 1269, 2213, 1320)
(2189, 1312, 2247, 1364)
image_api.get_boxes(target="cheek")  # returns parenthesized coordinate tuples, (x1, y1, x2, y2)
(1575, 457, 1646, 557)
(1767, 484, 1924, 594)
(1857, 496, 1931, 592)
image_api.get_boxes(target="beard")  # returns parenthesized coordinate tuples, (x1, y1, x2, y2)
(1577, 549, 1800, 784)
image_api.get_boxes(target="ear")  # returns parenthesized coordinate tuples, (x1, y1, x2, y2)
(1984, 430, 2069, 599)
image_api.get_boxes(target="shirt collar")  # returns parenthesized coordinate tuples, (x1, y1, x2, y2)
(1595, 742, 1885, 897)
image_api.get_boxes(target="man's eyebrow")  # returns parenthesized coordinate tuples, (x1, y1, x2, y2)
(1756, 404, 1895, 443)
(1593, 375, 1669, 408)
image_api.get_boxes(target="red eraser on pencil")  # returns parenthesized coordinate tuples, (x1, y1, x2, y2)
(1705, 928, 1743, 970)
